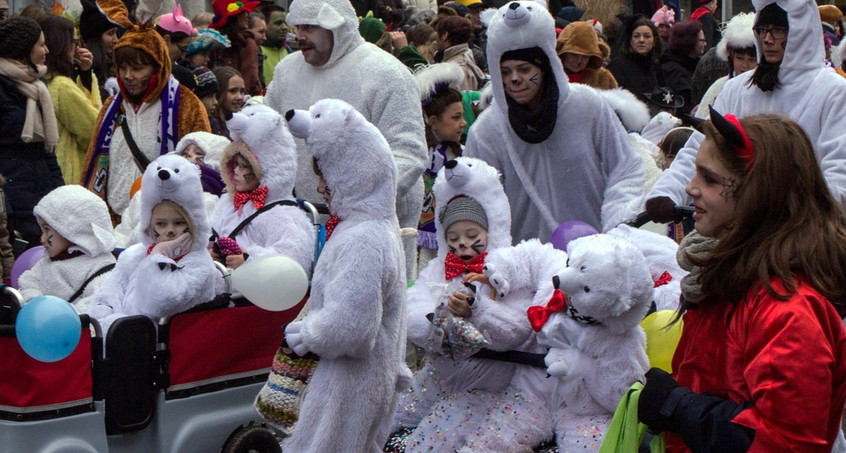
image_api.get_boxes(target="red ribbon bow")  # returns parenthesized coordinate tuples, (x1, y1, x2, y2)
(325, 215, 341, 241)
(444, 252, 487, 280)
(653, 271, 673, 288)
(527, 288, 566, 332)
(233, 186, 268, 210)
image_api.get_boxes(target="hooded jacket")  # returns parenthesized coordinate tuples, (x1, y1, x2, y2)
(465, 0, 644, 242)
(19, 185, 117, 314)
(210, 104, 315, 276)
(263, 0, 427, 279)
(281, 99, 409, 453)
(649, 0, 846, 208)
(87, 155, 217, 335)
(81, 0, 210, 217)
(556, 21, 618, 90)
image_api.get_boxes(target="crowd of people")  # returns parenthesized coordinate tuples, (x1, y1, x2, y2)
(2, 0, 846, 450)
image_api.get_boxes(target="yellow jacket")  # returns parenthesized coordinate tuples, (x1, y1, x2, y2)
(47, 74, 102, 185)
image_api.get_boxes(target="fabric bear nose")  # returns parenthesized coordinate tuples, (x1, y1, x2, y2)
(445, 159, 458, 169)
(552, 275, 560, 289)
(285, 109, 295, 121)
(509, 2, 519, 9)
(158, 169, 171, 180)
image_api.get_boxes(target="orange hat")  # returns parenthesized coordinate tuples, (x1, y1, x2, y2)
(819, 5, 843, 26)
(210, 0, 261, 29)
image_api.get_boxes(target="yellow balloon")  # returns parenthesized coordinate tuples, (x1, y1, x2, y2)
(640, 310, 684, 373)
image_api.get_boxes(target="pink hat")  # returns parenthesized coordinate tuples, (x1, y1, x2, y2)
(157, 4, 197, 37)
(651, 5, 675, 26)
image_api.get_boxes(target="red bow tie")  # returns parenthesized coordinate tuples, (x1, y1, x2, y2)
(325, 215, 341, 241)
(444, 252, 487, 280)
(233, 186, 268, 210)
(653, 271, 673, 288)
(527, 288, 566, 332)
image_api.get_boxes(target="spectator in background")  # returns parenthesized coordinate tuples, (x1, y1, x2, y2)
(191, 66, 219, 124)
(155, 4, 199, 90)
(433, 16, 485, 90)
(191, 12, 214, 30)
(0, 0, 8, 21)
(185, 28, 231, 69)
(465, 0, 489, 72)
(651, 5, 675, 48)
(661, 20, 706, 116)
(209, 0, 263, 95)
(690, 0, 722, 50)
(609, 15, 665, 107)
(80, 0, 121, 100)
(258, 4, 292, 86)
(249, 11, 267, 44)
(820, 5, 842, 47)
(556, 21, 618, 89)
(210, 66, 245, 139)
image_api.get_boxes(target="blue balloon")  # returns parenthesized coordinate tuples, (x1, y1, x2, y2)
(16, 295, 81, 362)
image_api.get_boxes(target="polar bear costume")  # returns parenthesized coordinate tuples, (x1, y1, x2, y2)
(456, 234, 652, 452)
(87, 155, 217, 335)
(209, 104, 315, 275)
(397, 157, 567, 452)
(464, 0, 644, 242)
(19, 186, 117, 314)
(281, 99, 410, 453)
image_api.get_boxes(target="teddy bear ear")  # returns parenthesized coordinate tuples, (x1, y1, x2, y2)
(316, 3, 345, 30)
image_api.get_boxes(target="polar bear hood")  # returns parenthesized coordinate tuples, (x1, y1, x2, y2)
(285, 0, 364, 69)
(34, 185, 116, 257)
(139, 154, 210, 253)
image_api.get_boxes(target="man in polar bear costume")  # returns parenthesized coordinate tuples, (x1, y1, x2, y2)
(209, 104, 315, 276)
(87, 155, 218, 336)
(392, 156, 566, 452)
(281, 99, 410, 452)
(456, 234, 652, 452)
(464, 0, 644, 243)
(264, 0, 427, 279)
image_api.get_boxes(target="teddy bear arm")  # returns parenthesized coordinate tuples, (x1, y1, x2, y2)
(585, 339, 649, 412)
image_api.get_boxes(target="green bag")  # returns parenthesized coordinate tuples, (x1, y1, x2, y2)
(599, 382, 665, 453)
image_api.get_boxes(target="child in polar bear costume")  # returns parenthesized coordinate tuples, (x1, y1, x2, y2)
(281, 99, 410, 453)
(87, 155, 218, 336)
(209, 104, 314, 276)
(456, 234, 653, 452)
(391, 157, 566, 453)
(19, 186, 117, 314)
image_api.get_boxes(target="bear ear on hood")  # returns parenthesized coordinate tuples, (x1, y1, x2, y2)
(317, 2, 345, 29)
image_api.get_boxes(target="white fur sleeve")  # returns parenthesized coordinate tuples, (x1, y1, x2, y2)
(132, 251, 217, 320)
(646, 131, 701, 206)
(241, 207, 316, 277)
(87, 247, 141, 321)
(405, 263, 445, 349)
(17, 261, 47, 302)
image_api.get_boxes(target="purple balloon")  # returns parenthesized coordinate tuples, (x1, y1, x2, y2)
(11, 246, 46, 288)
(550, 221, 598, 251)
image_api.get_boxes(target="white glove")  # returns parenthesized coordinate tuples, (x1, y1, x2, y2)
(284, 321, 309, 356)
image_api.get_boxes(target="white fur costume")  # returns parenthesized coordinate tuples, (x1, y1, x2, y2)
(281, 99, 409, 452)
(19, 186, 117, 314)
(397, 157, 567, 452)
(459, 234, 652, 452)
(264, 0, 427, 279)
(87, 155, 217, 335)
(464, 0, 644, 242)
(210, 104, 315, 275)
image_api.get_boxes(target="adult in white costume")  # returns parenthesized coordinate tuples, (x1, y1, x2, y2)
(263, 0, 427, 279)
(464, 0, 644, 243)
(646, 0, 846, 221)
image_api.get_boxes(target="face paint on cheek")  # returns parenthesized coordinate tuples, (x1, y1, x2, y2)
(46, 233, 53, 247)
(470, 239, 485, 254)
(448, 245, 457, 253)
(719, 176, 737, 201)
(529, 72, 540, 85)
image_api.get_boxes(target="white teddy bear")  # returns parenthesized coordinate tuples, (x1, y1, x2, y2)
(537, 233, 653, 451)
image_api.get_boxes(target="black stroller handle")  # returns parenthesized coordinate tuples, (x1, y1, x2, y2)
(627, 206, 695, 228)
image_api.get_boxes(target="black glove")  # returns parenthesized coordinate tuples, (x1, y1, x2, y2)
(638, 367, 683, 433)
(645, 196, 683, 223)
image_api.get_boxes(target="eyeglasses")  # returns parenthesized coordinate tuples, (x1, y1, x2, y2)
(753, 27, 787, 40)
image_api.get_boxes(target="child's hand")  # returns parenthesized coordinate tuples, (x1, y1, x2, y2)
(208, 242, 221, 261)
(448, 291, 473, 318)
(225, 253, 246, 269)
(151, 232, 192, 259)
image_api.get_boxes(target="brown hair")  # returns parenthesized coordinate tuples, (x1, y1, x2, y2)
(114, 45, 158, 68)
(212, 65, 244, 117)
(39, 15, 76, 79)
(692, 114, 846, 315)
(435, 15, 473, 47)
(668, 20, 702, 55)
(619, 15, 662, 59)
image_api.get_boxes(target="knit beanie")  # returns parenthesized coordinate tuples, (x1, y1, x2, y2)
(0, 17, 43, 62)
(501, 46, 547, 67)
(192, 65, 219, 99)
(80, 0, 118, 43)
(440, 196, 488, 232)
(755, 3, 788, 29)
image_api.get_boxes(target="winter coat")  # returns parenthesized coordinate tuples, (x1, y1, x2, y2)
(691, 7, 722, 50)
(664, 278, 846, 452)
(260, 42, 291, 86)
(19, 254, 116, 314)
(264, 0, 427, 280)
(661, 50, 699, 115)
(211, 30, 263, 95)
(47, 74, 102, 185)
(557, 21, 618, 90)
(0, 73, 64, 244)
(608, 53, 666, 106)
(690, 47, 729, 108)
(439, 43, 485, 91)
(649, 0, 846, 208)
(465, 1, 644, 243)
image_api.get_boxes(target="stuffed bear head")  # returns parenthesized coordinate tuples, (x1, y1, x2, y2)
(221, 104, 297, 202)
(285, 98, 397, 221)
(555, 234, 653, 334)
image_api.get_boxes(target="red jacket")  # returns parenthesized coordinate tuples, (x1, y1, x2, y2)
(666, 277, 846, 452)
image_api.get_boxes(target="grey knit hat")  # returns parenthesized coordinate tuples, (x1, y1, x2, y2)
(0, 17, 43, 62)
(440, 196, 488, 232)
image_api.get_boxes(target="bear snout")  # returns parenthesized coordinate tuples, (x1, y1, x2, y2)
(286, 109, 313, 139)
(509, 2, 519, 9)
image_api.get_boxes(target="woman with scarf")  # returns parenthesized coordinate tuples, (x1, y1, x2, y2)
(0, 16, 63, 246)
(81, 0, 210, 223)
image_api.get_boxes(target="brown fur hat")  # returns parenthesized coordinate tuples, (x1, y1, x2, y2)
(556, 21, 610, 70)
(219, 141, 265, 194)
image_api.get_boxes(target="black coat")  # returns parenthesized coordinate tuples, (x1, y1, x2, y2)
(0, 73, 64, 244)
(608, 53, 666, 105)
(661, 50, 700, 115)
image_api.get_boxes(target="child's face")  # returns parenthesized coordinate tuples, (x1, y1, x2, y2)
(180, 143, 206, 165)
(685, 138, 740, 238)
(317, 173, 332, 211)
(220, 75, 246, 113)
(562, 52, 590, 73)
(188, 50, 210, 68)
(200, 93, 218, 115)
(233, 154, 260, 192)
(445, 220, 488, 263)
(151, 202, 190, 242)
(39, 221, 73, 258)
(429, 101, 466, 143)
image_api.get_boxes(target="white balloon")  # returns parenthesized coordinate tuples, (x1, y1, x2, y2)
(230, 254, 309, 311)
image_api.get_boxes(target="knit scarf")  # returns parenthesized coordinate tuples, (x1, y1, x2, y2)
(675, 231, 717, 305)
(505, 74, 559, 144)
(0, 58, 59, 150)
